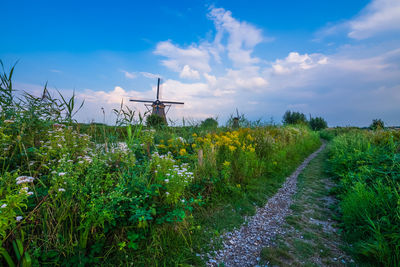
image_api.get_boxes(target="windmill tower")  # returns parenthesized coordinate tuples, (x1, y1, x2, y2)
(233, 108, 240, 128)
(130, 78, 184, 123)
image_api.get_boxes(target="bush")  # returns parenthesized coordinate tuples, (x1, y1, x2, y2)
(146, 114, 166, 127)
(282, 111, 307, 125)
(200, 117, 218, 129)
(370, 119, 384, 130)
(309, 116, 327, 131)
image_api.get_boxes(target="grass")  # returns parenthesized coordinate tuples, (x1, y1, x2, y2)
(260, 148, 354, 267)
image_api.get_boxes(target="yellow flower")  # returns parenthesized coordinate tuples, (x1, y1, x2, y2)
(179, 148, 187, 156)
(236, 184, 241, 188)
(192, 143, 197, 148)
(223, 161, 230, 167)
(228, 145, 236, 152)
(192, 133, 197, 137)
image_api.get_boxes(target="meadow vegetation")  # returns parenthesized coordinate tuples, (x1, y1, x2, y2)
(0, 62, 321, 266)
(327, 128, 400, 266)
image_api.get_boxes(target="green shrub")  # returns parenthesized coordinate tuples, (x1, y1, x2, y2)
(282, 110, 307, 125)
(370, 119, 384, 130)
(200, 117, 218, 129)
(309, 116, 327, 131)
(146, 114, 166, 127)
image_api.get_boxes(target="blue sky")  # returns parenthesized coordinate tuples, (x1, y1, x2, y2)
(2, 0, 400, 126)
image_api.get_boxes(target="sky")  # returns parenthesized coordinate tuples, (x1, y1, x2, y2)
(1, 0, 400, 126)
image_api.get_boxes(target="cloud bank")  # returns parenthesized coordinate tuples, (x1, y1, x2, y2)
(30, 3, 400, 126)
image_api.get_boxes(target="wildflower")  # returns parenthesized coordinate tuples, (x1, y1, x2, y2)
(1, 204, 7, 208)
(228, 145, 237, 152)
(53, 123, 66, 129)
(58, 188, 66, 192)
(181, 199, 185, 203)
(179, 148, 187, 156)
(4, 119, 14, 123)
(15, 176, 35, 184)
(78, 161, 84, 164)
(165, 192, 170, 196)
(164, 179, 169, 183)
(58, 172, 66, 176)
(223, 161, 230, 167)
(27, 191, 34, 196)
(16, 216, 23, 222)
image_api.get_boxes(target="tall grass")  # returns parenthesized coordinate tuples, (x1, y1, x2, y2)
(327, 129, 400, 266)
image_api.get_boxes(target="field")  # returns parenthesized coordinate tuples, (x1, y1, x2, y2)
(1, 66, 399, 267)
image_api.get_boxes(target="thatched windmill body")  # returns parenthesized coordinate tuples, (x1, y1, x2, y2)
(130, 78, 184, 122)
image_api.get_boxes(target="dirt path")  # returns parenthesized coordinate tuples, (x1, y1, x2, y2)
(206, 143, 327, 266)
(259, 144, 354, 266)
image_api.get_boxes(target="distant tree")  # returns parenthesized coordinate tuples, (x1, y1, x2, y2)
(146, 114, 166, 128)
(282, 110, 307, 125)
(309, 117, 328, 131)
(201, 117, 218, 128)
(370, 119, 384, 130)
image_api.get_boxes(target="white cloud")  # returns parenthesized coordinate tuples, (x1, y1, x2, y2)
(154, 40, 211, 73)
(317, 0, 400, 40)
(120, 70, 136, 79)
(140, 72, 160, 79)
(271, 52, 328, 74)
(348, 0, 400, 39)
(208, 7, 264, 67)
(179, 65, 200, 79)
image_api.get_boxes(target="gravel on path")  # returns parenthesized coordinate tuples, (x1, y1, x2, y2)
(206, 143, 327, 267)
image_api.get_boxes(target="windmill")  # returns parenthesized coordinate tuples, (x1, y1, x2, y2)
(129, 78, 184, 123)
(233, 108, 240, 128)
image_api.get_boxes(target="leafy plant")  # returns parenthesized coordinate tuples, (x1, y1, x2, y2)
(282, 110, 307, 125)
(309, 116, 327, 131)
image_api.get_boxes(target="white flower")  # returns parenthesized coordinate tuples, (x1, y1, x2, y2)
(78, 161, 84, 164)
(27, 191, 34, 196)
(165, 192, 170, 196)
(58, 172, 66, 176)
(58, 188, 66, 192)
(4, 119, 14, 123)
(181, 199, 185, 203)
(16, 216, 23, 222)
(1, 204, 7, 208)
(164, 179, 169, 183)
(15, 176, 35, 184)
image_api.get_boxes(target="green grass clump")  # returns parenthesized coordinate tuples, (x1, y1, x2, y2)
(327, 129, 400, 266)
